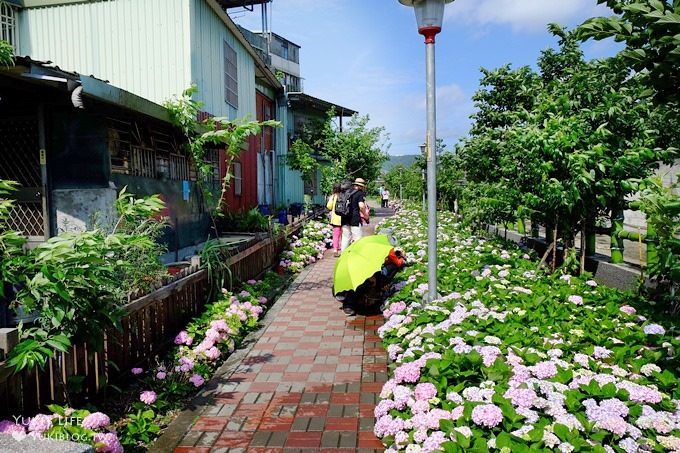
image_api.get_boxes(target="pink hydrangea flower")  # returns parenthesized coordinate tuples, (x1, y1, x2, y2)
(93, 432, 124, 453)
(567, 295, 584, 305)
(82, 412, 110, 430)
(28, 414, 52, 433)
(530, 361, 558, 379)
(156, 371, 167, 380)
(204, 347, 221, 360)
(471, 404, 503, 428)
(620, 305, 636, 315)
(131, 367, 143, 375)
(174, 330, 193, 345)
(394, 361, 422, 383)
(140, 390, 157, 405)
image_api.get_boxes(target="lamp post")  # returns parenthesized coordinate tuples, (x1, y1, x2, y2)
(419, 143, 426, 211)
(399, 0, 452, 302)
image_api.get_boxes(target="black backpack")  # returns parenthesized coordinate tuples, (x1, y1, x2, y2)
(334, 189, 356, 216)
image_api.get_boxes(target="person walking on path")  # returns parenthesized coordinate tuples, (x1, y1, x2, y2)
(381, 188, 390, 209)
(326, 182, 343, 257)
(340, 178, 368, 252)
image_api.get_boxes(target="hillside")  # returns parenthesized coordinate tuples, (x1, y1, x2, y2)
(382, 154, 418, 172)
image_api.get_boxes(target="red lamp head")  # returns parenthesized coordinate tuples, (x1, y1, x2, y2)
(398, 0, 454, 44)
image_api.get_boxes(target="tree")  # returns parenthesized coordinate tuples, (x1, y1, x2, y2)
(288, 109, 390, 194)
(383, 164, 423, 202)
(321, 112, 390, 191)
(577, 0, 680, 105)
(459, 63, 541, 227)
(459, 25, 675, 272)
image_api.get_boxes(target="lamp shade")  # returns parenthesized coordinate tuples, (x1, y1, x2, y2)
(398, 0, 454, 33)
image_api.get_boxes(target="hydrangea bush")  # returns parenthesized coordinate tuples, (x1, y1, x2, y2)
(375, 208, 680, 452)
(277, 219, 332, 273)
(0, 214, 330, 450)
(0, 272, 284, 451)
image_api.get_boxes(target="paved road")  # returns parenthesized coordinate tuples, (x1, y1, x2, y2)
(152, 202, 397, 453)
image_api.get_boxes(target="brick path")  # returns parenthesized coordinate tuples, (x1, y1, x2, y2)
(154, 220, 388, 453)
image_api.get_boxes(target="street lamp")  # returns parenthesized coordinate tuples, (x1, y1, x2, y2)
(399, 0, 453, 302)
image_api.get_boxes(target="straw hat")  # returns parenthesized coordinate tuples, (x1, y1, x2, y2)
(353, 178, 366, 188)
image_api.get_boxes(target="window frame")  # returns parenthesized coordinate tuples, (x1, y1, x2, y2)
(224, 40, 238, 109)
(233, 161, 242, 196)
(0, 1, 18, 49)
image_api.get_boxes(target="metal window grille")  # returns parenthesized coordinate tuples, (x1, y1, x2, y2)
(0, 118, 44, 238)
(224, 40, 238, 108)
(108, 118, 211, 182)
(0, 1, 17, 49)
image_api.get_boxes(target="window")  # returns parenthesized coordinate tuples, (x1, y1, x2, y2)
(233, 161, 242, 196)
(224, 40, 238, 108)
(0, 1, 18, 48)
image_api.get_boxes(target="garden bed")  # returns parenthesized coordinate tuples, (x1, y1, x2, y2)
(0, 218, 333, 452)
(374, 208, 680, 452)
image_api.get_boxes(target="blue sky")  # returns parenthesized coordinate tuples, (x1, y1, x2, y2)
(229, 0, 620, 156)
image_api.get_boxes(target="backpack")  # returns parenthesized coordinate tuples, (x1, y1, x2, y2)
(334, 189, 356, 217)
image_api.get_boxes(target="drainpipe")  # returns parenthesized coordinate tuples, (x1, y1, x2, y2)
(37, 103, 51, 238)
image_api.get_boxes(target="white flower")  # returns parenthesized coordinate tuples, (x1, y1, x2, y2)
(640, 364, 661, 376)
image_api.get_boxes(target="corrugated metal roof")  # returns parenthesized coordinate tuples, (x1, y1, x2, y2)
(287, 92, 357, 117)
(215, 0, 269, 9)
(4, 56, 170, 122)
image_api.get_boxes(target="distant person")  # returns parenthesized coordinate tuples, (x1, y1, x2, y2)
(381, 188, 390, 208)
(340, 178, 367, 252)
(326, 183, 343, 257)
(378, 184, 385, 203)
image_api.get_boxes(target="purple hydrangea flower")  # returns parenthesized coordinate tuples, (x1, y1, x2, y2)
(0, 420, 25, 434)
(140, 390, 157, 405)
(643, 323, 666, 335)
(189, 373, 205, 387)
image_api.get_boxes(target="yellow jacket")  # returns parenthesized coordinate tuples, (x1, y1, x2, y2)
(326, 194, 342, 226)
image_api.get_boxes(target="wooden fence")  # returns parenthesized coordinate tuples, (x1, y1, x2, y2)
(0, 227, 295, 418)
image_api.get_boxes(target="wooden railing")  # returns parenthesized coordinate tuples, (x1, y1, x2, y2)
(0, 226, 296, 418)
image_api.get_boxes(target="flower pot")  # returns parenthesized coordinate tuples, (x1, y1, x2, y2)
(277, 209, 289, 225)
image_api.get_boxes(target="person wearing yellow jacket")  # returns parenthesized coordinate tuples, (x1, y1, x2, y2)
(326, 183, 343, 257)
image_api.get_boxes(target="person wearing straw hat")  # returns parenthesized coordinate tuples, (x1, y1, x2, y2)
(340, 177, 368, 252)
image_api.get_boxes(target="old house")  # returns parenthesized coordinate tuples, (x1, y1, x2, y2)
(1, 0, 282, 253)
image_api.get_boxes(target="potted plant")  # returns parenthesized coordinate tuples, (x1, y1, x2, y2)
(277, 204, 289, 225)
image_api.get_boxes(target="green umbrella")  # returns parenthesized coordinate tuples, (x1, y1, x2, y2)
(333, 234, 395, 295)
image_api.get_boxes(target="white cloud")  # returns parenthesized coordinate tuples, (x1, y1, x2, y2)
(446, 0, 609, 33)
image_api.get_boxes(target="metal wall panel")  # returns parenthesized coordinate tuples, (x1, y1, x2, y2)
(18, 0, 191, 106)
(191, 0, 255, 118)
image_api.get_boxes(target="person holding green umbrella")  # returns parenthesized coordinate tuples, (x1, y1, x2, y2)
(334, 234, 406, 315)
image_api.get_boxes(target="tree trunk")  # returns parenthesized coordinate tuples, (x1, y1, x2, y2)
(580, 223, 586, 274)
(551, 217, 558, 273)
